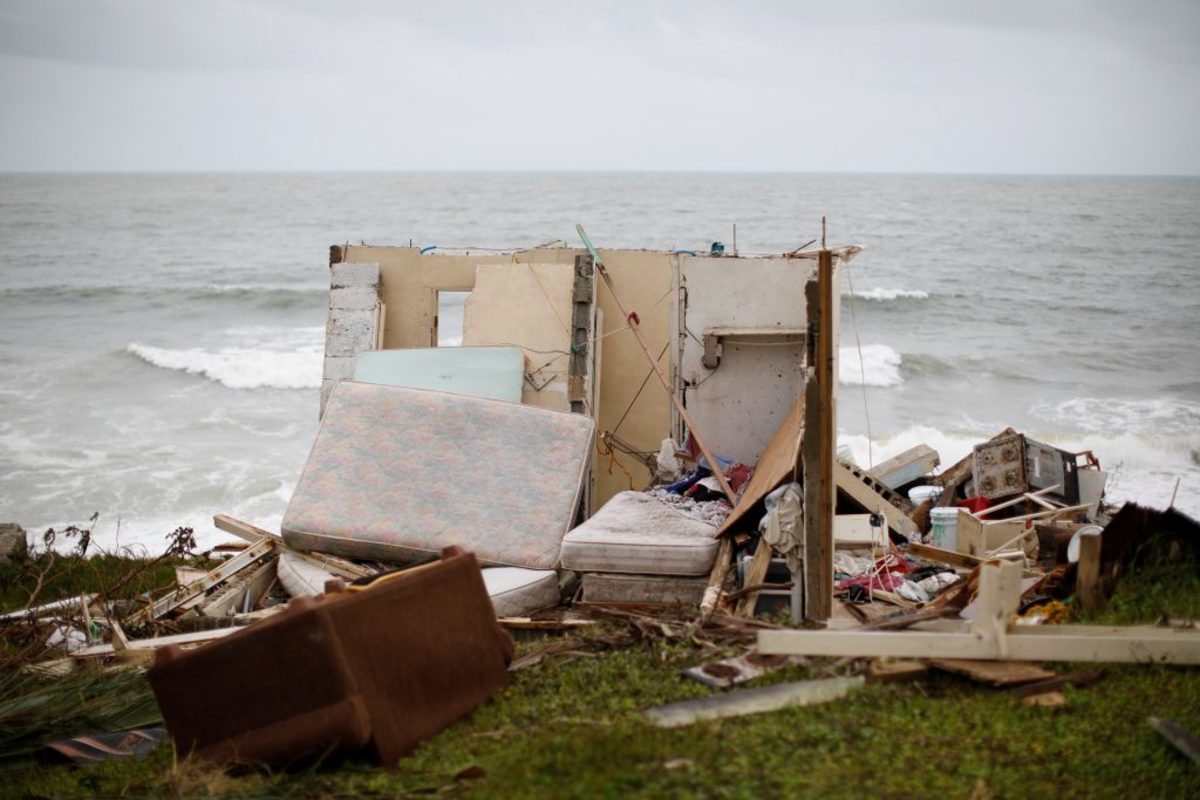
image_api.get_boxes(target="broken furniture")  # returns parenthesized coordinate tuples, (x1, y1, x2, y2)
(282, 381, 594, 570)
(149, 547, 513, 767)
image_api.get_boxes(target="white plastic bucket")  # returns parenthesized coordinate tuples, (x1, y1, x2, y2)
(908, 485, 943, 505)
(930, 507, 959, 551)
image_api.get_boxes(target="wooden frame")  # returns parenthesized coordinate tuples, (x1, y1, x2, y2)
(759, 560, 1200, 664)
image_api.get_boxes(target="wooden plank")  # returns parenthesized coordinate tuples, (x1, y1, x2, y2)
(197, 557, 277, 618)
(717, 395, 804, 536)
(813, 249, 836, 623)
(71, 627, 241, 659)
(736, 544, 775, 618)
(834, 460, 918, 538)
(146, 537, 275, 621)
(700, 536, 735, 616)
(643, 676, 864, 728)
(213, 515, 374, 580)
(569, 254, 593, 413)
(1076, 529, 1104, 613)
(867, 444, 940, 489)
(907, 542, 982, 570)
(929, 658, 1055, 686)
(758, 627, 1200, 663)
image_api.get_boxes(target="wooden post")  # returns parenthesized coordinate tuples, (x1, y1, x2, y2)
(802, 251, 836, 623)
(570, 254, 594, 414)
(1076, 531, 1104, 613)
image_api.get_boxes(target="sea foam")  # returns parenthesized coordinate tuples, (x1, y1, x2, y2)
(846, 287, 930, 302)
(839, 344, 903, 388)
(127, 326, 324, 390)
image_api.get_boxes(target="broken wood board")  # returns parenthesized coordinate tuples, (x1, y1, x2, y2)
(906, 542, 982, 570)
(214, 514, 374, 580)
(929, 658, 1055, 686)
(70, 627, 242, 659)
(145, 537, 275, 622)
(761, 560, 1200, 664)
(866, 658, 929, 683)
(643, 676, 864, 728)
(834, 460, 917, 539)
(196, 557, 277, 618)
(682, 650, 803, 689)
(718, 396, 804, 536)
(867, 444, 940, 490)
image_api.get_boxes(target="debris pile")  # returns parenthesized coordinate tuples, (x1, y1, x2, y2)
(5, 235, 1199, 773)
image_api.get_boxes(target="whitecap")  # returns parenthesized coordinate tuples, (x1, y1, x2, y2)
(839, 344, 902, 388)
(845, 288, 930, 302)
(126, 342, 322, 390)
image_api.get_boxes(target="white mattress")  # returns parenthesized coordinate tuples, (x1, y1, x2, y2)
(580, 573, 708, 606)
(483, 567, 560, 618)
(560, 491, 720, 576)
(278, 551, 558, 617)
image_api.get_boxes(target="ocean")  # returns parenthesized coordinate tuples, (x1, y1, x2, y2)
(1, 172, 1198, 554)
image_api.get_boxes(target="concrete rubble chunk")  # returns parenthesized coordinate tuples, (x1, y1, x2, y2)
(330, 262, 380, 289)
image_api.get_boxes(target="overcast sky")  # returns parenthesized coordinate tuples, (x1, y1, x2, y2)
(0, 0, 1197, 174)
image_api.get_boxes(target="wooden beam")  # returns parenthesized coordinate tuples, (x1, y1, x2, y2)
(834, 461, 918, 538)
(213, 515, 374, 580)
(1076, 529, 1104, 613)
(813, 249, 835, 622)
(569, 254, 594, 414)
(759, 560, 1200, 664)
(735, 544, 775, 618)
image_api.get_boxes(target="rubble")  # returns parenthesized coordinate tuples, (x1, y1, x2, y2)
(5, 236, 1198, 777)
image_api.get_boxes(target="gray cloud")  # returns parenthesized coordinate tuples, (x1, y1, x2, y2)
(0, 0, 1196, 173)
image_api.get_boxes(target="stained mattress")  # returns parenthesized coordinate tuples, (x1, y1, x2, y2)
(282, 382, 594, 570)
(559, 491, 720, 576)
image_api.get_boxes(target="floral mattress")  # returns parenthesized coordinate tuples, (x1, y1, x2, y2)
(282, 381, 594, 569)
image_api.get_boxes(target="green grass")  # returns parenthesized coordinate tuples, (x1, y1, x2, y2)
(3, 560, 1199, 799)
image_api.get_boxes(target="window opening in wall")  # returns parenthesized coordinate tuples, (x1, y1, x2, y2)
(436, 291, 471, 346)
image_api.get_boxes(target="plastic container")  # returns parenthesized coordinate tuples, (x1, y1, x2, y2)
(930, 507, 960, 551)
(908, 485, 943, 505)
(957, 495, 990, 514)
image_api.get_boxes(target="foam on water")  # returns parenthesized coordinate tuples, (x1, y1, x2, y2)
(1032, 396, 1200, 436)
(839, 344, 902, 387)
(846, 287, 930, 302)
(126, 326, 324, 390)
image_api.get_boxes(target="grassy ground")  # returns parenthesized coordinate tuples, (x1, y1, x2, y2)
(2, 557, 1198, 798)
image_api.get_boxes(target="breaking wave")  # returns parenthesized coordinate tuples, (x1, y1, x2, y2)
(839, 344, 902, 388)
(1031, 396, 1200, 437)
(126, 327, 324, 390)
(845, 287, 930, 302)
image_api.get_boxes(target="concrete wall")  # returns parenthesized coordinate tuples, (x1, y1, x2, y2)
(324, 244, 857, 512)
(333, 246, 676, 510)
(679, 256, 815, 466)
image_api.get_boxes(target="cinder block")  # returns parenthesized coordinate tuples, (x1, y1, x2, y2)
(323, 356, 357, 383)
(329, 286, 379, 310)
(331, 262, 380, 289)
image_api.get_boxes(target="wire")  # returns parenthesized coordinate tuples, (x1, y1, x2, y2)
(612, 341, 670, 436)
(843, 263, 874, 470)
